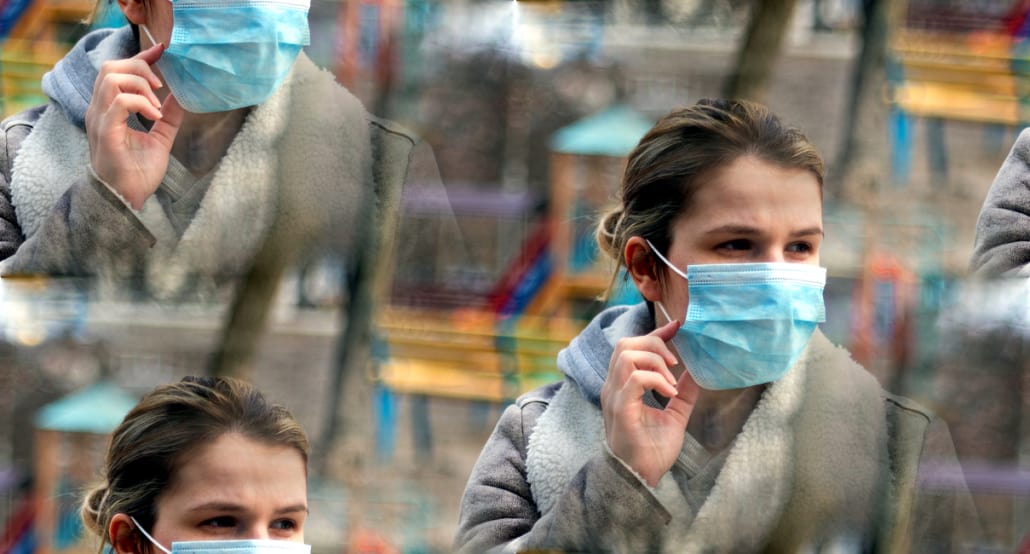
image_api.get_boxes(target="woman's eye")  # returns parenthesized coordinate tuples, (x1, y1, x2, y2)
(717, 239, 752, 251)
(270, 519, 298, 532)
(786, 242, 813, 254)
(201, 517, 237, 529)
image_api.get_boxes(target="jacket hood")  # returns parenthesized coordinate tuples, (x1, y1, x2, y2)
(42, 26, 137, 128)
(557, 302, 653, 406)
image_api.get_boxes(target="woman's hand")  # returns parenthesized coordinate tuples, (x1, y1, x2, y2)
(85, 43, 184, 211)
(601, 319, 701, 487)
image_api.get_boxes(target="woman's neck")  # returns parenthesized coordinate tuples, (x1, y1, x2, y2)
(685, 384, 766, 452)
(171, 108, 250, 176)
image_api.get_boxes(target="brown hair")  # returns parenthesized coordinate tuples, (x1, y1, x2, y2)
(595, 98, 824, 296)
(80, 376, 309, 551)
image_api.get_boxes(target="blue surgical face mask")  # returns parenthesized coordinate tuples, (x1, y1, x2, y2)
(141, 0, 310, 113)
(646, 240, 827, 390)
(130, 517, 311, 554)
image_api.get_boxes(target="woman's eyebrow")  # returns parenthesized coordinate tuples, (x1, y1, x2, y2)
(701, 224, 824, 237)
(274, 504, 309, 515)
(187, 502, 247, 513)
(701, 224, 762, 235)
(186, 502, 308, 514)
(791, 226, 824, 237)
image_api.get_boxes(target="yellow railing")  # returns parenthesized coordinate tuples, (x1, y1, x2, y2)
(0, 39, 66, 117)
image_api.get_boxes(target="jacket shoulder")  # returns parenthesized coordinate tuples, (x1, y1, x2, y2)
(882, 391, 937, 474)
(1, 105, 46, 176)
(515, 381, 562, 409)
(883, 392, 935, 426)
(368, 116, 420, 147)
(2, 105, 46, 133)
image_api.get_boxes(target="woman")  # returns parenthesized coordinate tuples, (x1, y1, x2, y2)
(455, 99, 977, 553)
(81, 376, 310, 554)
(971, 127, 1030, 277)
(0, 0, 434, 299)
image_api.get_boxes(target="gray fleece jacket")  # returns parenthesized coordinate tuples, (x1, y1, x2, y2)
(455, 303, 979, 553)
(0, 26, 442, 299)
(972, 127, 1030, 277)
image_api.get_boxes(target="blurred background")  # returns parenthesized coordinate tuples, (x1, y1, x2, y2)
(1, 0, 1029, 551)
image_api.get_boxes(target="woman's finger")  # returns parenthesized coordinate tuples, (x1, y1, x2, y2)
(148, 94, 183, 148)
(135, 41, 166, 67)
(649, 318, 680, 366)
(664, 370, 701, 421)
(92, 47, 164, 99)
(613, 366, 679, 401)
(93, 72, 163, 111)
(612, 329, 679, 369)
(605, 368, 679, 416)
(101, 91, 163, 125)
(608, 350, 677, 389)
(650, 317, 680, 342)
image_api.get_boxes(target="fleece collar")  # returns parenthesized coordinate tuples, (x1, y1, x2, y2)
(556, 303, 651, 405)
(42, 26, 135, 128)
(527, 330, 889, 551)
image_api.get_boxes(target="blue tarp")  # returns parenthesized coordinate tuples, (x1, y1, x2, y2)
(550, 105, 653, 157)
(35, 381, 138, 434)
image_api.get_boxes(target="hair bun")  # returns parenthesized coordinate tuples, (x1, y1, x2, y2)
(595, 207, 624, 261)
(80, 484, 109, 536)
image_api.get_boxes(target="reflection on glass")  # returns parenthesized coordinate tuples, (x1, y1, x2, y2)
(0, 0, 1027, 551)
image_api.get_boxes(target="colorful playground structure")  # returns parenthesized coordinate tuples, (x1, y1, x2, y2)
(1, 383, 138, 554)
(372, 104, 655, 459)
(0, 0, 105, 116)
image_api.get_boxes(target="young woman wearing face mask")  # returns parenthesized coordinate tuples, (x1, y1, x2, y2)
(454, 99, 980, 553)
(81, 376, 310, 554)
(0, 0, 433, 299)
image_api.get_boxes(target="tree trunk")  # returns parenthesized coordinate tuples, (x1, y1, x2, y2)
(722, 0, 799, 102)
(207, 260, 285, 379)
(833, 0, 894, 199)
(643, 0, 665, 24)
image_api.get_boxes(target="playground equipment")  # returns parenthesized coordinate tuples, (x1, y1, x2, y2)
(538, 104, 653, 317)
(0, 0, 118, 116)
(888, 0, 1028, 183)
(373, 104, 653, 459)
(26, 382, 137, 554)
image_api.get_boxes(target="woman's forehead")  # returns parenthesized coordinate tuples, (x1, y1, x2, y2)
(159, 433, 307, 512)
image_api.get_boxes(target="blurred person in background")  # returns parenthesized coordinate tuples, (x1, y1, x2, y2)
(0, 0, 439, 300)
(80, 376, 310, 554)
(971, 128, 1030, 277)
(455, 99, 979, 553)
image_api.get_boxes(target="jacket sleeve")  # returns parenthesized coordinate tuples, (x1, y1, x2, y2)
(908, 417, 983, 554)
(454, 393, 672, 553)
(0, 121, 24, 262)
(887, 395, 983, 554)
(970, 127, 1030, 276)
(0, 108, 155, 277)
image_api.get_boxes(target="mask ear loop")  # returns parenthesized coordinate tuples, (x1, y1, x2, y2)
(140, 24, 159, 48)
(644, 239, 690, 324)
(130, 516, 172, 554)
(644, 239, 689, 281)
(655, 300, 679, 327)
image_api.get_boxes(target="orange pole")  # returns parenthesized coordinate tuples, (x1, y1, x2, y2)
(33, 429, 59, 554)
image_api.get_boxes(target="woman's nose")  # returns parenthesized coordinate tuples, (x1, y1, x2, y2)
(758, 248, 786, 263)
(241, 525, 270, 541)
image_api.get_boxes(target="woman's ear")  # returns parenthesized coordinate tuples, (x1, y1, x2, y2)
(109, 513, 144, 554)
(118, 0, 147, 25)
(625, 236, 662, 303)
